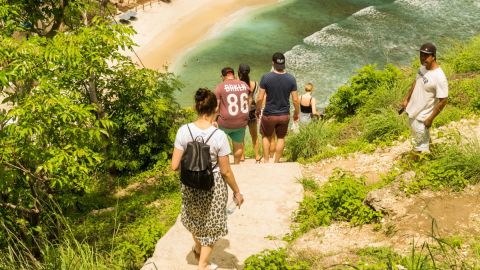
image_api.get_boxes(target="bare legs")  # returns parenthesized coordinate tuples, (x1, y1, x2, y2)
(249, 121, 260, 160)
(232, 141, 244, 164)
(263, 133, 281, 163)
(274, 137, 285, 163)
(241, 121, 260, 161)
(269, 133, 276, 159)
(192, 234, 215, 270)
(198, 245, 214, 270)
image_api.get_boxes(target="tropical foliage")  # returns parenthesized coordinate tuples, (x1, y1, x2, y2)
(0, 1, 187, 266)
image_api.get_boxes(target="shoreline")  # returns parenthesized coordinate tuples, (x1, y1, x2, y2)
(126, 0, 279, 71)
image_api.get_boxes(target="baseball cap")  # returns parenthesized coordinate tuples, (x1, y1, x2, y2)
(419, 43, 436, 55)
(221, 67, 235, 76)
(272, 52, 286, 70)
(238, 63, 250, 73)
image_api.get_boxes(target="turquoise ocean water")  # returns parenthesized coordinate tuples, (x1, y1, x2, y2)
(173, 0, 480, 107)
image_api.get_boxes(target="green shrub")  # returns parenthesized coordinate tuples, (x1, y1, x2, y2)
(294, 170, 382, 234)
(362, 109, 408, 143)
(444, 36, 480, 73)
(359, 77, 411, 117)
(326, 64, 402, 121)
(401, 138, 480, 194)
(285, 120, 341, 161)
(244, 248, 309, 270)
(447, 75, 480, 113)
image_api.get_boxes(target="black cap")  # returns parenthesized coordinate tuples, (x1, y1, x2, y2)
(238, 63, 250, 73)
(221, 67, 235, 76)
(419, 43, 436, 55)
(272, 52, 286, 70)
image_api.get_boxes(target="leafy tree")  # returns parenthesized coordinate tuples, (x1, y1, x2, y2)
(0, 1, 186, 252)
(0, 0, 113, 37)
(0, 83, 108, 248)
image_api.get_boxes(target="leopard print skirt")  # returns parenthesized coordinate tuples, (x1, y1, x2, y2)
(180, 171, 228, 246)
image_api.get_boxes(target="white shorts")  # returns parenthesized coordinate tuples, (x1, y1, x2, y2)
(409, 118, 430, 152)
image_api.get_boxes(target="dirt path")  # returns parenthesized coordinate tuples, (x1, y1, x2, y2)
(141, 160, 303, 270)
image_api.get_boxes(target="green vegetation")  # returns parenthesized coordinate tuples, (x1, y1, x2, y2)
(326, 64, 402, 121)
(293, 171, 382, 237)
(0, 1, 187, 269)
(286, 36, 480, 163)
(244, 248, 309, 270)
(285, 64, 410, 163)
(399, 137, 480, 194)
(250, 35, 480, 268)
(2, 0, 480, 268)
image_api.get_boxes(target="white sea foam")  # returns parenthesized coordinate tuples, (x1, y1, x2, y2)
(394, 0, 441, 11)
(352, 6, 383, 18)
(303, 24, 356, 47)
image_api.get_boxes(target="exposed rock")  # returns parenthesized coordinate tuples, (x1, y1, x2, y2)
(364, 187, 406, 217)
(291, 222, 390, 257)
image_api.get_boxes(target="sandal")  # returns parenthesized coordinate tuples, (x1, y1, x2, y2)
(255, 156, 263, 164)
(207, 263, 218, 270)
(192, 246, 200, 260)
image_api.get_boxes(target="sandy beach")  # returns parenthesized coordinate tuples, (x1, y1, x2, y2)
(125, 0, 278, 71)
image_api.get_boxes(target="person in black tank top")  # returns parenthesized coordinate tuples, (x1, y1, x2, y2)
(299, 83, 320, 124)
(238, 63, 261, 162)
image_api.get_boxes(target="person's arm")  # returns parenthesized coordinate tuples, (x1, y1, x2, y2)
(424, 97, 447, 128)
(218, 155, 244, 207)
(402, 81, 416, 108)
(255, 88, 265, 118)
(291, 90, 299, 121)
(171, 147, 183, 171)
(215, 90, 221, 116)
(311, 97, 319, 116)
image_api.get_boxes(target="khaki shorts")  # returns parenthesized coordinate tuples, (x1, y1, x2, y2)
(260, 114, 290, 139)
(409, 118, 430, 152)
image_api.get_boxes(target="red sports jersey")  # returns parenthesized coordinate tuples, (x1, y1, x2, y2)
(215, 79, 250, 129)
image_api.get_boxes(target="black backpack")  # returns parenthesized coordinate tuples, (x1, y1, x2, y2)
(180, 125, 218, 190)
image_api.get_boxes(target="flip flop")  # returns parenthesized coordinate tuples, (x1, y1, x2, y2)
(208, 263, 218, 270)
(255, 156, 263, 164)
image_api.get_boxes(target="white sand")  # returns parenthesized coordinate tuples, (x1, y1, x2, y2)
(123, 0, 279, 71)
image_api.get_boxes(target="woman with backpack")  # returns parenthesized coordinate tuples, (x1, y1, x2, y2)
(171, 88, 245, 270)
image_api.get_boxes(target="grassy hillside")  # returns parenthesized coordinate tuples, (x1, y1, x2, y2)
(244, 36, 480, 269)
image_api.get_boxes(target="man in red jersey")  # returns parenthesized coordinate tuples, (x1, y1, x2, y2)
(215, 67, 251, 164)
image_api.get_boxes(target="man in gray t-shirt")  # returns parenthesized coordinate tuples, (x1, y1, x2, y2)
(255, 52, 299, 163)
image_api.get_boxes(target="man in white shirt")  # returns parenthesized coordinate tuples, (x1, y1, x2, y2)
(401, 43, 448, 152)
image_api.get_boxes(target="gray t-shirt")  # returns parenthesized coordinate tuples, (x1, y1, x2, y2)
(259, 72, 297, 116)
(174, 124, 231, 172)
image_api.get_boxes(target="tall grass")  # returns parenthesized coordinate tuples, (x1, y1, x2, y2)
(285, 120, 343, 162)
(444, 36, 480, 73)
(362, 108, 408, 143)
(401, 133, 480, 194)
(0, 202, 116, 270)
